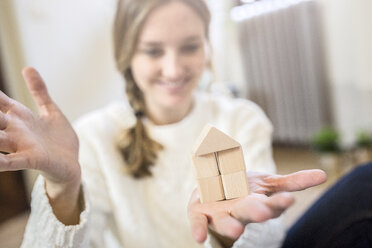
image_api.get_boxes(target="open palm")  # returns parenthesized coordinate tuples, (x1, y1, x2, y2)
(188, 169, 327, 243)
(0, 67, 81, 191)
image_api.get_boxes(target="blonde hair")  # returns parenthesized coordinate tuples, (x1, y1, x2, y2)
(113, 0, 211, 178)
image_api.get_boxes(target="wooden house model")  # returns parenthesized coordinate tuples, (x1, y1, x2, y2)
(191, 124, 249, 203)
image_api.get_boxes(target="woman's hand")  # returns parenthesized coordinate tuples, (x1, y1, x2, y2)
(188, 169, 327, 244)
(0, 67, 81, 224)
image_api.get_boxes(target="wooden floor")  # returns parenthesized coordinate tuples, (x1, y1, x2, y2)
(0, 146, 358, 247)
(0, 211, 29, 248)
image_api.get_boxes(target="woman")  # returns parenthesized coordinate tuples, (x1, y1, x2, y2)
(0, 0, 325, 247)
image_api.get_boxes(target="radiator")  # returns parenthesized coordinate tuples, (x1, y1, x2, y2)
(231, 0, 330, 144)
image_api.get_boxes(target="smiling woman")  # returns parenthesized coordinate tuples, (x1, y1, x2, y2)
(114, 0, 211, 178)
(0, 0, 327, 248)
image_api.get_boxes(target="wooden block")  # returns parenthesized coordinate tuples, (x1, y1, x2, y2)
(192, 124, 250, 203)
(217, 147, 246, 174)
(192, 153, 219, 178)
(221, 171, 249, 200)
(192, 124, 240, 156)
(197, 175, 225, 203)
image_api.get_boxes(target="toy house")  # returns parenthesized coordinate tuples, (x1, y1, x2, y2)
(191, 124, 249, 203)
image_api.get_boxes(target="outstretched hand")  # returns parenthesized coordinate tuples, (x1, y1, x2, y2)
(0, 67, 82, 223)
(0, 67, 80, 184)
(188, 169, 327, 243)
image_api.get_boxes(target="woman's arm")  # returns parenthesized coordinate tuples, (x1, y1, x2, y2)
(0, 67, 83, 223)
(17, 67, 114, 247)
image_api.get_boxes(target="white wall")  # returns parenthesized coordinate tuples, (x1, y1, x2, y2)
(0, 1, 34, 110)
(8, 0, 125, 122)
(318, 0, 372, 146)
(207, 0, 246, 96)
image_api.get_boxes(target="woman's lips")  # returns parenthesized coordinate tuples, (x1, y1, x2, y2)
(155, 78, 190, 92)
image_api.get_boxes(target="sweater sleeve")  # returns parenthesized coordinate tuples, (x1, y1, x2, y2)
(21, 122, 116, 248)
(202, 218, 285, 248)
(21, 175, 90, 248)
(233, 216, 285, 248)
(203, 233, 223, 248)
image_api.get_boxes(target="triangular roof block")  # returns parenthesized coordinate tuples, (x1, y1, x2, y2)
(192, 124, 241, 156)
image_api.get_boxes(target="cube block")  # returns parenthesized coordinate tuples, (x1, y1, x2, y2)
(217, 147, 246, 174)
(192, 153, 219, 178)
(221, 171, 249, 199)
(197, 175, 225, 203)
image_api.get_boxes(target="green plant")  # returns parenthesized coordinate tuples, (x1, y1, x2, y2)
(355, 130, 372, 148)
(311, 127, 341, 153)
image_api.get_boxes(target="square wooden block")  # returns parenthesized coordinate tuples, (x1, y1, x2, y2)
(197, 175, 225, 203)
(217, 147, 246, 174)
(192, 153, 219, 178)
(221, 171, 249, 200)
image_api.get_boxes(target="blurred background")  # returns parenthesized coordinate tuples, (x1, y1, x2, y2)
(0, 0, 372, 246)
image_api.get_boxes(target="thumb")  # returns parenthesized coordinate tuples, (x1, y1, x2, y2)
(188, 211, 208, 243)
(187, 189, 209, 243)
(22, 66, 55, 114)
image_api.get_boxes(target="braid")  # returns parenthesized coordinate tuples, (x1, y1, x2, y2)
(117, 70, 163, 178)
(113, 0, 211, 179)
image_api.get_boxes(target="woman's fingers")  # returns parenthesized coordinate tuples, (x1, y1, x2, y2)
(188, 189, 244, 242)
(266, 169, 327, 193)
(230, 196, 272, 224)
(0, 131, 16, 153)
(188, 189, 209, 243)
(0, 112, 8, 130)
(0, 90, 14, 113)
(0, 154, 11, 171)
(22, 67, 56, 115)
(188, 211, 209, 243)
(209, 212, 245, 240)
(265, 192, 295, 218)
(0, 153, 29, 172)
(230, 193, 294, 225)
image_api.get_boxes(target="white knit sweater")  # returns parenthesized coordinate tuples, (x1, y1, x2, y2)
(21, 92, 285, 248)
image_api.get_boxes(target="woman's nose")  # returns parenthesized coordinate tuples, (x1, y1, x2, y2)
(161, 53, 185, 81)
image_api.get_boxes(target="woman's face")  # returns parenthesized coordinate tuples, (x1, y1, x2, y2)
(130, 1, 207, 117)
